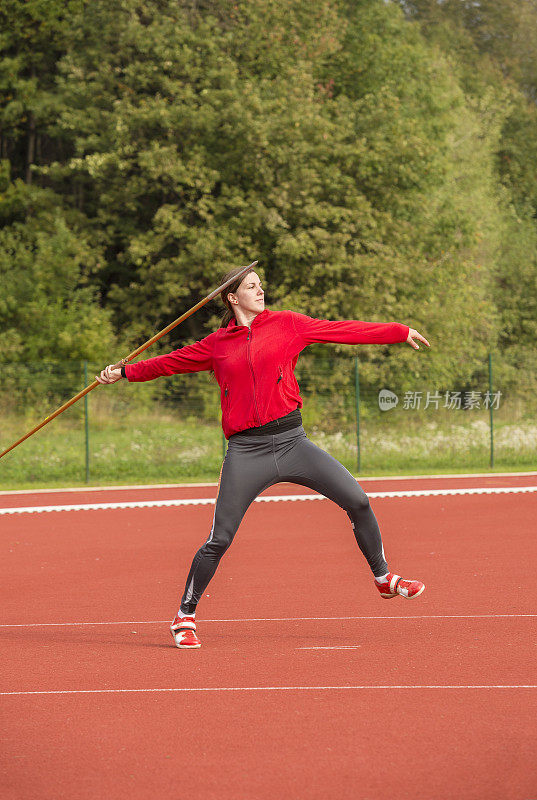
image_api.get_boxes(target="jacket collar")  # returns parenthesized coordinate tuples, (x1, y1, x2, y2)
(225, 308, 270, 332)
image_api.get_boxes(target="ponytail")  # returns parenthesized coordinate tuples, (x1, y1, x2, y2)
(220, 308, 235, 328)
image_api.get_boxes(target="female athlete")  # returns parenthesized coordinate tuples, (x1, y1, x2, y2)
(97, 266, 430, 649)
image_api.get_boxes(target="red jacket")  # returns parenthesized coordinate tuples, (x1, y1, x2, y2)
(125, 309, 409, 439)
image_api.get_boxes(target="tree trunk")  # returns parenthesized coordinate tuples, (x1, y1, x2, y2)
(26, 112, 36, 184)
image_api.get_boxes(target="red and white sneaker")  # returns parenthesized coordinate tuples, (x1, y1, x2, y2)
(375, 573, 425, 599)
(170, 616, 201, 649)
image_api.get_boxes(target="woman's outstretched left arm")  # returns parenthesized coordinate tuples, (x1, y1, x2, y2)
(290, 311, 430, 350)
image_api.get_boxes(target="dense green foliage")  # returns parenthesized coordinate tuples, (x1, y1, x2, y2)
(1, 0, 536, 402)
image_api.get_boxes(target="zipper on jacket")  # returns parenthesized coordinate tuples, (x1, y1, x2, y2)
(247, 330, 261, 425)
(277, 366, 283, 384)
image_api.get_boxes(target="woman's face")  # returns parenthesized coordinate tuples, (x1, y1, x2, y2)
(228, 271, 265, 315)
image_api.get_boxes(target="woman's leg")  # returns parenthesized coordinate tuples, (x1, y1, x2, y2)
(179, 436, 278, 614)
(274, 427, 388, 577)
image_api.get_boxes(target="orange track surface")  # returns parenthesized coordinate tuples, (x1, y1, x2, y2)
(1, 476, 536, 799)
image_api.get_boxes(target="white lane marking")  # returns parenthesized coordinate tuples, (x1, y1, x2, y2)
(2, 470, 536, 495)
(2, 485, 537, 515)
(0, 482, 219, 496)
(297, 646, 362, 650)
(0, 495, 310, 514)
(1, 685, 536, 697)
(0, 614, 535, 628)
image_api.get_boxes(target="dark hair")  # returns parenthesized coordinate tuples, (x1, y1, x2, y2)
(218, 265, 256, 327)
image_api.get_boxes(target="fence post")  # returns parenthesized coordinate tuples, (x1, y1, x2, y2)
(488, 352, 494, 469)
(354, 357, 361, 473)
(84, 361, 90, 483)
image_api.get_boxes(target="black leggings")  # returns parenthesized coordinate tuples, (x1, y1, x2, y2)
(180, 425, 388, 613)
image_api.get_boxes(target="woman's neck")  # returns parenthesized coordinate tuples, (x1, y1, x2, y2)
(233, 308, 260, 329)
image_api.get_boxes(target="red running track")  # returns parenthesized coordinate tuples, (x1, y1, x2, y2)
(1, 471, 537, 508)
(1, 476, 537, 799)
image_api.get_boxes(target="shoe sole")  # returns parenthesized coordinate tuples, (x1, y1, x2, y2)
(380, 584, 426, 599)
(170, 627, 201, 649)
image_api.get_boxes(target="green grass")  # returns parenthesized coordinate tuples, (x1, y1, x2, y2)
(1, 403, 535, 490)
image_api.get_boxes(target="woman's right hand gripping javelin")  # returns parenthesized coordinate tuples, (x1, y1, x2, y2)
(95, 365, 123, 384)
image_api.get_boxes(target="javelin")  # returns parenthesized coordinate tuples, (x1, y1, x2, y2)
(0, 260, 258, 460)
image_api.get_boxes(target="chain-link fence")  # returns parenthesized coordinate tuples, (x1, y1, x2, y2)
(0, 353, 534, 487)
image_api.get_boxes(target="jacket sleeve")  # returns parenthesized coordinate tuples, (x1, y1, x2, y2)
(124, 332, 216, 382)
(290, 312, 409, 347)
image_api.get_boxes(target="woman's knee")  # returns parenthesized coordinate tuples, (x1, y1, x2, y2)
(345, 488, 371, 515)
(201, 526, 235, 558)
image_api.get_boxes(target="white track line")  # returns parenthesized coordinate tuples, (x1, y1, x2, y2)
(2, 470, 536, 495)
(1, 685, 536, 697)
(2, 485, 537, 515)
(297, 646, 362, 650)
(0, 614, 534, 628)
(0, 482, 219, 495)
